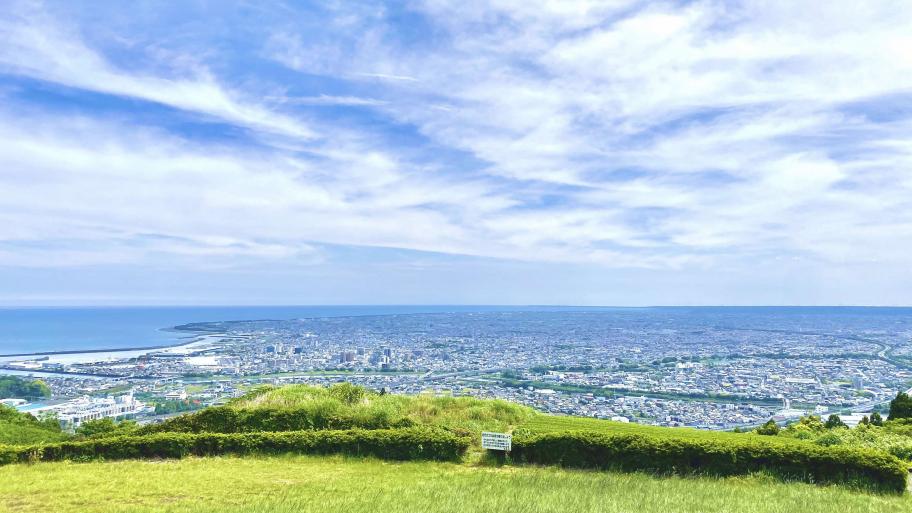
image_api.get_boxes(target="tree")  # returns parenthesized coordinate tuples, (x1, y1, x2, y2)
(824, 414, 847, 429)
(0, 376, 52, 400)
(858, 415, 869, 426)
(76, 418, 137, 438)
(793, 415, 825, 431)
(870, 411, 884, 426)
(888, 392, 912, 420)
(755, 419, 780, 435)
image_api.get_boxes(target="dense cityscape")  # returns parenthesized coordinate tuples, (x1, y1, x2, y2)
(4, 308, 912, 430)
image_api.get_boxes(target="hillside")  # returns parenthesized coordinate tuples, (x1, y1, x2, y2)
(0, 405, 68, 446)
(3, 384, 912, 511)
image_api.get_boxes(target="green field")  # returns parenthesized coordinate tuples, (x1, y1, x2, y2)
(2, 455, 912, 513)
(3, 384, 912, 511)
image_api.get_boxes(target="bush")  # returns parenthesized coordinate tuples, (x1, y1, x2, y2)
(0, 377, 51, 400)
(510, 430, 908, 494)
(870, 412, 884, 426)
(137, 405, 415, 434)
(889, 392, 912, 421)
(76, 418, 138, 439)
(0, 405, 68, 446)
(755, 420, 779, 436)
(0, 427, 470, 466)
(139, 384, 534, 436)
(824, 415, 847, 429)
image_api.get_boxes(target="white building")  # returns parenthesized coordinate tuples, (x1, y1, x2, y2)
(21, 391, 148, 428)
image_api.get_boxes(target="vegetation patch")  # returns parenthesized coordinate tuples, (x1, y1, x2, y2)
(0, 428, 469, 465)
(511, 430, 909, 493)
(0, 376, 50, 400)
(140, 383, 535, 437)
(7, 384, 912, 495)
(3, 455, 912, 513)
(0, 404, 68, 446)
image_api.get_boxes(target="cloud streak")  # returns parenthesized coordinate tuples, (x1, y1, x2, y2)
(2, 0, 912, 304)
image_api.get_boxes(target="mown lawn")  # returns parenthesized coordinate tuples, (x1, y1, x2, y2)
(1, 455, 911, 513)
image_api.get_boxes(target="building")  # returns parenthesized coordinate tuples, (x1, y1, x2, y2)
(19, 391, 149, 428)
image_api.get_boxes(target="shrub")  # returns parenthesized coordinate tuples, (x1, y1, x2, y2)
(755, 420, 779, 436)
(870, 412, 884, 426)
(76, 418, 138, 439)
(0, 377, 51, 400)
(0, 405, 68, 446)
(889, 392, 912, 420)
(139, 384, 534, 436)
(0, 427, 470, 466)
(510, 430, 908, 494)
(137, 405, 415, 435)
(824, 415, 847, 429)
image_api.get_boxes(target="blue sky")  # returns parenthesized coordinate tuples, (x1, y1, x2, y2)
(1, 0, 911, 306)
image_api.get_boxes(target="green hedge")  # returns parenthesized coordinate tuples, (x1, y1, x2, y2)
(511, 431, 909, 494)
(136, 405, 413, 435)
(0, 428, 469, 466)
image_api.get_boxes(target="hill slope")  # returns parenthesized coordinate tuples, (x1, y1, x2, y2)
(3, 384, 911, 511)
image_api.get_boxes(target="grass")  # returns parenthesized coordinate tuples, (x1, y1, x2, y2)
(0, 405, 68, 446)
(225, 384, 537, 434)
(4, 386, 912, 510)
(519, 414, 802, 444)
(0, 421, 68, 446)
(2, 455, 911, 513)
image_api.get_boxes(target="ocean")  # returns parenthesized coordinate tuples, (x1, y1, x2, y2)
(0, 305, 612, 355)
(2, 305, 910, 356)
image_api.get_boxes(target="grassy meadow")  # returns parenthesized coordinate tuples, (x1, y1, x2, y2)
(3, 455, 912, 513)
(4, 384, 912, 511)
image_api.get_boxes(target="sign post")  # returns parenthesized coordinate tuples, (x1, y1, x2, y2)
(481, 431, 512, 452)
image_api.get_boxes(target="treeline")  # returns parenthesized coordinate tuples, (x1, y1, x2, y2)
(511, 430, 909, 494)
(0, 428, 470, 465)
(0, 377, 51, 400)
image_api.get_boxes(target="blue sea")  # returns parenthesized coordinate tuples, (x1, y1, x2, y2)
(2, 305, 910, 356)
(0, 305, 611, 355)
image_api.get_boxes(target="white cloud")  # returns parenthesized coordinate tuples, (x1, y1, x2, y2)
(0, 3, 314, 140)
(263, 0, 912, 268)
(268, 94, 389, 107)
(3, 0, 912, 290)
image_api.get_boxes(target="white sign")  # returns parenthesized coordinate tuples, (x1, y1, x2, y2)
(481, 431, 512, 451)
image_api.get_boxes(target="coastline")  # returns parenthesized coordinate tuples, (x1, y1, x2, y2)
(0, 341, 196, 358)
(0, 326, 224, 368)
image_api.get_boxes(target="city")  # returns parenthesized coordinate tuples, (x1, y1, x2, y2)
(5, 309, 911, 431)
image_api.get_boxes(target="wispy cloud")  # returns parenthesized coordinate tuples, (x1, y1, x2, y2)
(2, 0, 912, 304)
(0, 3, 314, 140)
(267, 94, 389, 107)
(264, 0, 912, 268)
(352, 72, 419, 82)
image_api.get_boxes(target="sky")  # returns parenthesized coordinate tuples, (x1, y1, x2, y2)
(1, 0, 911, 306)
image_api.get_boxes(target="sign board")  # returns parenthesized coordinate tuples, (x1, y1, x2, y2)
(481, 431, 512, 451)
